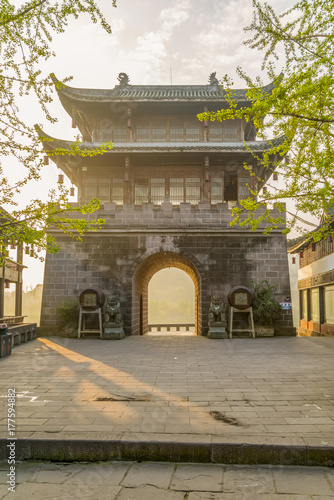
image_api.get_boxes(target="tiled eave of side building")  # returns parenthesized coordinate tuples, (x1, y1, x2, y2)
(288, 219, 334, 254)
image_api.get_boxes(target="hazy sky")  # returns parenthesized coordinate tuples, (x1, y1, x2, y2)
(9, 0, 297, 288)
(47, 0, 294, 91)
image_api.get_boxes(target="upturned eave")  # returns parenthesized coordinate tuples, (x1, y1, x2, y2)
(50, 73, 278, 105)
(37, 128, 285, 155)
(36, 124, 284, 188)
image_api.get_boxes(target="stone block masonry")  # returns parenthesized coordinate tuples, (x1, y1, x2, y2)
(67, 200, 286, 231)
(40, 203, 292, 336)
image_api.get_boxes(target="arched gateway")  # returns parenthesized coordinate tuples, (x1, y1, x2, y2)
(39, 72, 294, 337)
(132, 250, 201, 335)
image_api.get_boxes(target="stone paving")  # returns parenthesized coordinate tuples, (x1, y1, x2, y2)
(0, 460, 334, 499)
(0, 335, 334, 447)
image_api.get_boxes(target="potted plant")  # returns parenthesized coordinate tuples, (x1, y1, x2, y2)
(56, 300, 80, 337)
(251, 280, 282, 336)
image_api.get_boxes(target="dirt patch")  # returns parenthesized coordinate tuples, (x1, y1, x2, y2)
(209, 411, 243, 426)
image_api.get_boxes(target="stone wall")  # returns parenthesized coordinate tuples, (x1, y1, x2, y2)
(40, 203, 293, 336)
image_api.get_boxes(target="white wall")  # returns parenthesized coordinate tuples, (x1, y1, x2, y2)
(288, 253, 300, 328)
(298, 254, 334, 280)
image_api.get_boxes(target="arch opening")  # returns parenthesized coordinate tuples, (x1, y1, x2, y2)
(148, 268, 195, 335)
(132, 251, 201, 336)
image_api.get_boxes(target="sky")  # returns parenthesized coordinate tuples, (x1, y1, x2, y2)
(7, 0, 299, 289)
(42, 0, 286, 91)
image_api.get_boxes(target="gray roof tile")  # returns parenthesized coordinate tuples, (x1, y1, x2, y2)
(50, 74, 276, 103)
(35, 126, 284, 154)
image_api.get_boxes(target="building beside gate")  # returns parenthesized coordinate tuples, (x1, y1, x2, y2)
(289, 216, 334, 337)
(0, 210, 25, 322)
(38, 72, 293, 336)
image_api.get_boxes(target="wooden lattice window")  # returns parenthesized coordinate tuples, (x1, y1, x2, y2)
(99, 179, 111, 200)
(211, 177, 223, 204)
(170, 178, 184, 204)
(169, 121, 184, 141)
(151, 178, 165, 204)
(85, 178, 97, 199)
(136, 124, 151, 142)
(135, 178, 149, 204)
(224, 121, 238, 141)
(185, 178, 200, 204)
(85, 178, 111, 202)
(209, 123, 223, 142)
(99, 130, 112, 142)
(238, 177, 250, 201)
(113, 125, 127, 143)
(99, 119, 112, 142)
(152, 121, 167, 142)
(111, 179, 124, 205)
(185, 121, 201, 142)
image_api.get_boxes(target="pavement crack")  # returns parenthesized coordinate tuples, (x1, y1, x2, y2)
(123, 484, 160, 490)
(94, 394, 151, 402)
(184, 474, 216, 480)
(95, 397, 133, 401)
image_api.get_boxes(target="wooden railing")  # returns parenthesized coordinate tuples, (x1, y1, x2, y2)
(148, 324, 195, 332)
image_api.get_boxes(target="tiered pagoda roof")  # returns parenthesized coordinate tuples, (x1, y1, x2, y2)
(36, 127, 284, 154)
(50, 73, 277, 104)
(36, 126, 283, 190)
(38, 71, 280, 145)
(49, 72, 279, 140)
(38, 73, 283, 188)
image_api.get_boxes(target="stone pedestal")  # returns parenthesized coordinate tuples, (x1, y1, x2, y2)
(208, 322, 228, 339)
(102, 323, 125, 340)
(255, 326, 274, 337)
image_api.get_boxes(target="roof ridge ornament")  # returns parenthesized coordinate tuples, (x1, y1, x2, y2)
(118, 73, 130, 86)
(208, 72, 219, 86)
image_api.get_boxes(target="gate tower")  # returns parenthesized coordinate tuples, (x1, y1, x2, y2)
(38, 72, 293, 336)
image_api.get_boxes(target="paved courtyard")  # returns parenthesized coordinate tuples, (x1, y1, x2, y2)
(1, 335, 334, 449)
(1, 460, 334, 499)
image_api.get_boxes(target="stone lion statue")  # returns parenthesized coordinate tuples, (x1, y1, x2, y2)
(208, 295, 226, 325)
(104, 293, 123, 325)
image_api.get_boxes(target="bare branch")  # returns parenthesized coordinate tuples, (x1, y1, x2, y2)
(269, 112, 334, 123)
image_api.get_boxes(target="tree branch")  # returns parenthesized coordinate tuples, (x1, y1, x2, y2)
(269, 111, 334, 123)
(260, 10, 330, 62)
(286, 211, 319, 227)
(0, 0, 47, 26)
(295, 34, 329, 40)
